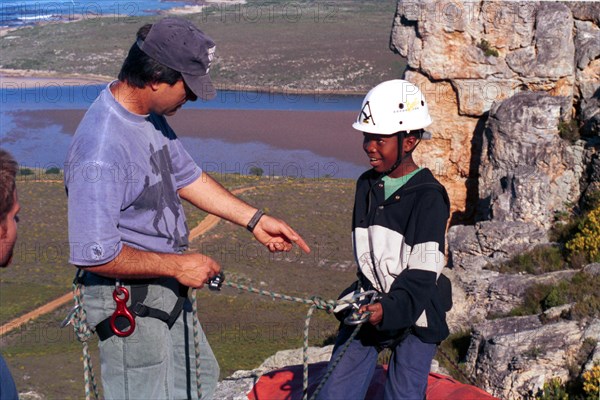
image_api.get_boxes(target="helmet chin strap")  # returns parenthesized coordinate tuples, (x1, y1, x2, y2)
(367, 129, 423, 213)
(381, 131, 422, 177)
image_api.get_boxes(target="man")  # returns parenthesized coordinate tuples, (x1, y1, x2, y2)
(64, 18, 310, 399)
(0, 149, 20, 399)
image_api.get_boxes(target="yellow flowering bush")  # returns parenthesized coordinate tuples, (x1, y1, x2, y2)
(566, 207, 600, 263)
(583, 364, 600, 398)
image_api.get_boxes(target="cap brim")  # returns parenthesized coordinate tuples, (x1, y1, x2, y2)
(182, 72, 216, 101)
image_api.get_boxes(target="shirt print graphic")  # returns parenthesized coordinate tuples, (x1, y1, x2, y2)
(133, 143, 188, 251)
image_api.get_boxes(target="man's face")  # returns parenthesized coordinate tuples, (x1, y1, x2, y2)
(0, 190, 20, 268)
(152, 80, 198, 116)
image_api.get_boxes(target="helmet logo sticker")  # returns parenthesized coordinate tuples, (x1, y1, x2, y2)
(398, 99, 421, 112)
(360, 101, 375, 125)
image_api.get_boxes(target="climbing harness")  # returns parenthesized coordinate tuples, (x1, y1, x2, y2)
(84, 278, 189, 342)
(63, 271, 191, 399)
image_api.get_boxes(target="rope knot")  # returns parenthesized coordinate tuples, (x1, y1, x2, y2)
(309, 296, 335, 313)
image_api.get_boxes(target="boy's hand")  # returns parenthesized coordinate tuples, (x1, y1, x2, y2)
(359, 303, 383, 325)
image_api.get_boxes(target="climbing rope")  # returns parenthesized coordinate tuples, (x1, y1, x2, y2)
(219, 280, 366, 400)
(221, 281, 340, 312)
(191, 288, 203, 399)
(68, 280, 100, 400)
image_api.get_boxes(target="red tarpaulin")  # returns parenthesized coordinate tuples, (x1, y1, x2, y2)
(248, 362, 498, 399)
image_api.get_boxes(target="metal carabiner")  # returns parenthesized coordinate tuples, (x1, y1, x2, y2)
(110, 286, 136, 337)
(208, 271, 225, 291)
(344, 290, 381, 326)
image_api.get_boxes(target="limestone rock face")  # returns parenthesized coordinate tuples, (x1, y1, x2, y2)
(390, 1, 600, 219)
(478, 92, 586, 228)
(466, 317, 600, 399)
(446, 221, 548, 327)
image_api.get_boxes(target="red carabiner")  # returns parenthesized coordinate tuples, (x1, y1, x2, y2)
(110, 286, 136, 337)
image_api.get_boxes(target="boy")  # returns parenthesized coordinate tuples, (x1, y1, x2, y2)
(317, 80, 452, 400)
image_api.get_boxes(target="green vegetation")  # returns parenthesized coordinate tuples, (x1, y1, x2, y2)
(476, 39, 499, 57)
(0, 0, 403, 92)
(536, 355, 599, 400)
(18, 168, 34, 176)
(566, 206, 600, 264)
(437, 331, 473, 384)
(505, 271, 600, 319)
(45, 167, 61, 174)
(535, 378, 569, 400)
(249, 166, 264, 176)
(485, 193, 600, 322)
(583, 364, 600, 399)
(558, 119, 581, 143)
(489, 245, 565, 275)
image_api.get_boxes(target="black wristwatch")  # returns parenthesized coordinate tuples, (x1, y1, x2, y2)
(246, 209, 265, 232)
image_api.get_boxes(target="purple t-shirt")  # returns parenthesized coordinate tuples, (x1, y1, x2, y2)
(65, 82, 202, 266)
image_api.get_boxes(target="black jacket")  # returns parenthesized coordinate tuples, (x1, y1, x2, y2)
(352, 168, 452, 344)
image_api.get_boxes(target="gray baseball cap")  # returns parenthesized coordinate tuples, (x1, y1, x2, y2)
(137, 17, 216, 100)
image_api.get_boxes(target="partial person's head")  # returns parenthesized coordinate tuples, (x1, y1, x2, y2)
(352, 79, 432, 176)
(118, 17, 216, 103)
(0, 149, 19, 267)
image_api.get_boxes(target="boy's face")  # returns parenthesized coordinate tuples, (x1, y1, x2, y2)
(362, 133, 400, 174)
(0, 190, 20, 268)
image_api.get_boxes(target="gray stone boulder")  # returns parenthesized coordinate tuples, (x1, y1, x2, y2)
(389, 1, 600, 218)
(446, 221, 547, 327)
(506, 3, 574, 79)
(465, 316, 600, 399)
(478, 91, 586, 228)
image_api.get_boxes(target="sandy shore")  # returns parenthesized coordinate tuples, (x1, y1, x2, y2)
(0, 69, 365, 95)
(0, 69, 110, 88)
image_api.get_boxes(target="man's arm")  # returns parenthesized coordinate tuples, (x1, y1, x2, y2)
(178, 172, 310, 253)
(79, 244, 221, 288)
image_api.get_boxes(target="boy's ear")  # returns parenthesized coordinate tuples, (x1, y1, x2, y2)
(403, 135, 419, 152)
(0, 222, 6, 240)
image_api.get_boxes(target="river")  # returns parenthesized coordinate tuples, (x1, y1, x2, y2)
(0, 83, 368, 179)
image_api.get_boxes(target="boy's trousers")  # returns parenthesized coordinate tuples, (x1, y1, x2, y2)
(316, 325, 436, 400)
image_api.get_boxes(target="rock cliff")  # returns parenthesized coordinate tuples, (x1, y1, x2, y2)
(391, 0, 600, 222)
(393, 1, 600, 398)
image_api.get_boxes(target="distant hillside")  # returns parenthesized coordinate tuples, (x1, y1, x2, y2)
(0, 0, 405, 93)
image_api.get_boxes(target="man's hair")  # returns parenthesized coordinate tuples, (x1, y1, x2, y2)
(0, 149, 17, 226)
(118, 24, 183, 88)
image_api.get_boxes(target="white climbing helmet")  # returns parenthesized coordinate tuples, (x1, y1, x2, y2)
(352, 79, 433, 137)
